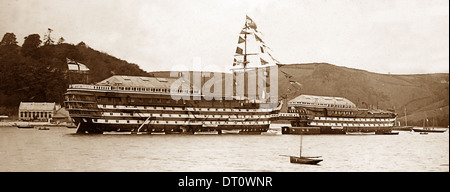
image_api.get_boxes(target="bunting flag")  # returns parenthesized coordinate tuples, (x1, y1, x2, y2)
(233, 57, 246, 66)
(255, 33, 264, 43)
(246, 15, 257, 29)
(260, 58, 268, 65)
(67, 58, 90, 71)
(235, 47, 243, 55)
(238, 36, 245, 44)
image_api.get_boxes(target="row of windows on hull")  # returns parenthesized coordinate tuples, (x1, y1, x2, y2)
(313, 117, 395, 122)
(288, 103, 354, 109)
(105, 128, 267, 133)
(96, 104, 276, 113)
(90, 118, 270, 125)
(66, 94, 274, 108)
(309, 121, 394, 127)
(101, 112, 274, 119)
(69, 84, 200, 94)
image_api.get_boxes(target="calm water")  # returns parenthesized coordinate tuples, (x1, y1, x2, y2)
(0, 126, 448, 172)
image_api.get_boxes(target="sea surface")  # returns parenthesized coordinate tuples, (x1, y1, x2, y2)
(0, 125, 448, 172)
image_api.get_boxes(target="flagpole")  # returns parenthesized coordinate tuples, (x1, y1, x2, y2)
(66, 58, 72, 85)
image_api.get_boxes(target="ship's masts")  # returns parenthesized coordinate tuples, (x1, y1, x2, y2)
(244, 33, 247, 69)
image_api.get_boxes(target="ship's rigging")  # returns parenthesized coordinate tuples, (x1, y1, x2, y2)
(232, 15, 279, 71)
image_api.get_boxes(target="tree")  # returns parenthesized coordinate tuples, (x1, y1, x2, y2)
(0, 33, 18, 46)
(77, 41, 88, 48)
(22, 34, 42, 57)
(57, 37, 65, 44)
(43, 28, 55, 46)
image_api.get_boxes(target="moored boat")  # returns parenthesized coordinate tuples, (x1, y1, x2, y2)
(221, 129, 241, 134)
(194, 130, 219, 135)
(412, 127, 446, 133)
(279, 95, 397, 135)
(345, 131, 376, 135)
(383, 131, 399, 135)
(413, 115, 447, 133)
(393, 107, 413, 131)
(16, 125, 34, 129)
(288, 135, 322, 165)
(290, 156, 323, 165)
(392, 126, 413, 131)
(261, 127, 282, 135)
(36, 126, 50, 130)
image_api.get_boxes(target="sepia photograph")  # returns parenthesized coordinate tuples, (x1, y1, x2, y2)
(0, 0, 448, 176)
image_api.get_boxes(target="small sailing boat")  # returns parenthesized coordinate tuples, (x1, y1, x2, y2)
(392, 107, 413, 131)
(413, 114, 446, 133)
(290, 135, 322, 165)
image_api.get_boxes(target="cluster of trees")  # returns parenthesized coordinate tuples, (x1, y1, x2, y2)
(0, 31, 149, 116)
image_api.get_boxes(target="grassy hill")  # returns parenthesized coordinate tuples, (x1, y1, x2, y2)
(279, 63, 449, 127)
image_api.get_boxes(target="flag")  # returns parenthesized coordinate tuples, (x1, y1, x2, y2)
(238, 36, 245, 44)
(246, 15, 257, 29)
(235, 47, 243, 55)
(255, 33, 264, 43)
(260, 58, 268, 65)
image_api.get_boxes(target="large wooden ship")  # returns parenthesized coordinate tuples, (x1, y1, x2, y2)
(64, 16, 281, 134)
(279, 95, 397, 134)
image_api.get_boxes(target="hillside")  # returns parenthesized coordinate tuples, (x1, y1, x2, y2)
(277, 63, 449, 126)
(0, 33, 150, 115)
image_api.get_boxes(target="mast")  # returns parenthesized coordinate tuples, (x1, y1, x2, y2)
(244, 32, 247, 69)
(404, 107, 408, 126)
(299, 135, 303, 157)
(231, 15, 280, 100)
(424, 113, 428, 130)
(432, 117, 435, 128)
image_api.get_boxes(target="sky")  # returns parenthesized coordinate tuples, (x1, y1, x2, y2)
(1, 0, 448, 74)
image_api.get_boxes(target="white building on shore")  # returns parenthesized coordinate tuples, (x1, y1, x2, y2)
(18, 102, 56, 121)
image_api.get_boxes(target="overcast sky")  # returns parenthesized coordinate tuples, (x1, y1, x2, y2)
(1, 0, 448, 74)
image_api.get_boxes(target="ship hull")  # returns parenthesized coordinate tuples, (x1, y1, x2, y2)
(412, 127, 446, 133)
(279, 94, 397, 135)
(73, 117, 270, 134)
(65, 83, 279, 134)
(281, 126, 393, 135)
(290, 156, 322, 165)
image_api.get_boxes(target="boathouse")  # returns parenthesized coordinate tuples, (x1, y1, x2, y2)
(52, 107, 71, 123)
(18, 102, 56, 121)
